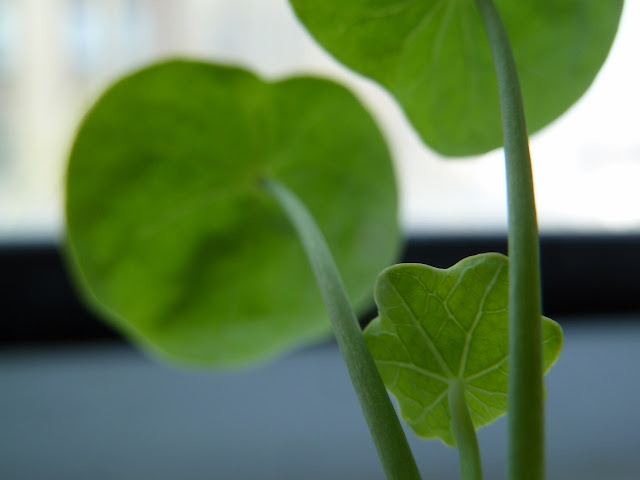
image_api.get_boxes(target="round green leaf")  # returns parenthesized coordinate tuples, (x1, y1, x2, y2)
(364, 253, 563, 446)
(290, 0, 623, 156)
(66, 60, 400, 368)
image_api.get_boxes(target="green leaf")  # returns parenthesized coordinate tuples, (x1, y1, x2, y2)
(289, 0, 623, 156)
(66, 60, 400, 368)
(364, 253, 563, 446)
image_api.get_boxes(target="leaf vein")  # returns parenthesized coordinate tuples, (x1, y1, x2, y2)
(400, 0, 448, 52)
(467, 384, 507, 397)
(466, 390, 493, 422)
(387, 279, 453, 377)
(413, 389, 448, 425)
(375, 360, 450, 384)
(464, 355, 508, 382)
(459, 264, 505, 377)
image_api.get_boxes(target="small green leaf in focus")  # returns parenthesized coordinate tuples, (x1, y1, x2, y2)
(66, 60, 400, 368)
(364, 253, 563, 446)
(289, 0, 623, 156)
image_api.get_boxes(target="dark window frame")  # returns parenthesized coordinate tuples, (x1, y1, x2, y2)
(2, 234, 639, 344)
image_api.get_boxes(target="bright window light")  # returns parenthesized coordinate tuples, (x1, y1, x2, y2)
(0, 0, 637, 241)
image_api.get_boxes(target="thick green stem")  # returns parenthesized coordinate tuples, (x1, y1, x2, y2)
(449, 379, 483, 480)
(263, 178, 422, 480)
(474, 1, 544, 479)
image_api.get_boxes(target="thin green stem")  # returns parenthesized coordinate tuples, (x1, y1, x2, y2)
(449, 379, 483, 480)
(263, 178, 422, 480)
(473, 1, 544, 480)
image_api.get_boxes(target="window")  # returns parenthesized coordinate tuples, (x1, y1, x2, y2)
(0, 1, 638, 241)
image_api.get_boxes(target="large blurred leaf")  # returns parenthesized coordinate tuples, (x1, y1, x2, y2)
(290, 0, 623, 156)
(66, 60, 400, 367)
(364, 253, 563, 446)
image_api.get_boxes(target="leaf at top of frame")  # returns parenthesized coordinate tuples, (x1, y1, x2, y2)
(290, 0, 624, 156)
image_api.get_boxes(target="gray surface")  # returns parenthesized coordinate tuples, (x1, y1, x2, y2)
(1, 321, 639, 479)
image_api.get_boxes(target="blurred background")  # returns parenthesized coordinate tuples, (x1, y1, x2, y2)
(1, 1, 639, 479)
(0, 0, 639, 240)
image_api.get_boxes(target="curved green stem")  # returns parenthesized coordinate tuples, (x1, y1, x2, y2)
(474, 1, 545, 479)
(263, 178, 422, 480)
(449, 379, 483, 480)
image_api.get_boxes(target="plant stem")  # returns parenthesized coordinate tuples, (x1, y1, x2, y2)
(263, 178, 422, 480)
(473, 1, 544, 480)
(449, 379, 483, 480)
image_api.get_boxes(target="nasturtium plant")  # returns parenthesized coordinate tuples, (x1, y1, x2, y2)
(364, 253, 563, 446)
(66, 60, 401, 367)
(289, 0, 624, 156)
